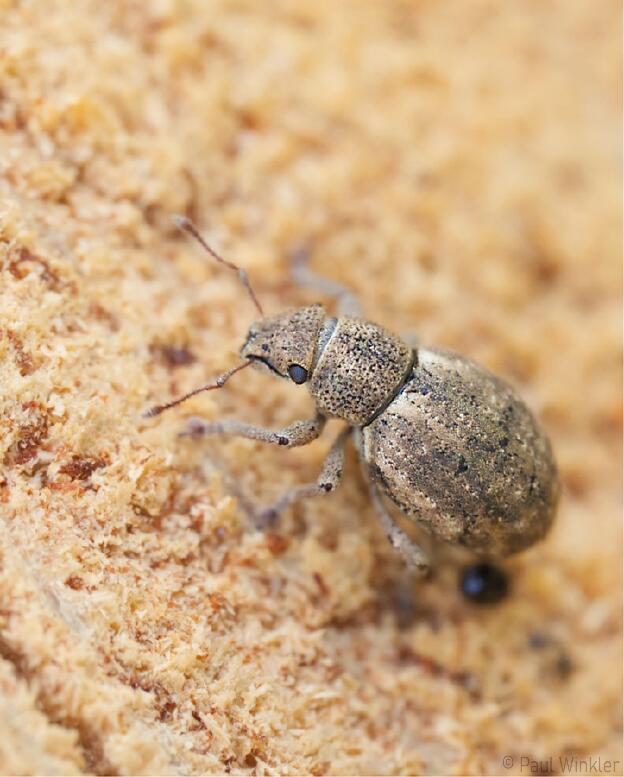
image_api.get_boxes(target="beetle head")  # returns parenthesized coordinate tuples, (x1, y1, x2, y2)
(241, 304, 326, 383)
(144, 219, 326, 417)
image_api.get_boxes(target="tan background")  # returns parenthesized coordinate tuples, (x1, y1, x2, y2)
(0, 1, 621, 774)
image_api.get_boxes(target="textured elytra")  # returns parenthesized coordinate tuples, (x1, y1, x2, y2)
(360, 348, 559, 557)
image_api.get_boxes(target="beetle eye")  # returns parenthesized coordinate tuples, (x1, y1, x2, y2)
(287, 364, 308, 384)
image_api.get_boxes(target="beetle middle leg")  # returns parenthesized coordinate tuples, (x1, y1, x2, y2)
(290, 245, 363, 317)
(255, 427, 350, 527)
(369, 482, 431, 577)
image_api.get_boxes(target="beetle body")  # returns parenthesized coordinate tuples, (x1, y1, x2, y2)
(240, 305, 558, 559)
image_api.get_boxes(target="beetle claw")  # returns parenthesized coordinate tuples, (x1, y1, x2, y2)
(179, 417, 209, 438)
(254, 507, 279, 530)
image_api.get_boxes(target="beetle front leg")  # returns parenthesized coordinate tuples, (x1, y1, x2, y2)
(290, 245, 363, 317)
(181, 414, 325, 448)
(402, 332, 420, 349)
(255, 427, 350, 527)
(369, 483, 430, 577)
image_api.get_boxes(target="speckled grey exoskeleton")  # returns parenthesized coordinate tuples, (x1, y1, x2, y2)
(145, 216, 559, 576)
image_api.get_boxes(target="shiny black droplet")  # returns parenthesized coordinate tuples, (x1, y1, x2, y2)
(288, 364, 308, 384)
(460, 562, 509, 605)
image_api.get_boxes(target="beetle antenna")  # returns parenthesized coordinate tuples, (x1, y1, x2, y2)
(143, 360, 253, 418)
(172, 215, 264, 317)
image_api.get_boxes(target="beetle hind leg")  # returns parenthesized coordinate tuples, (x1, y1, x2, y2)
(369, 482, 431, 577)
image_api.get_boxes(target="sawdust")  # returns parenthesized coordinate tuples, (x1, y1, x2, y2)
(0, 1, 621, 774)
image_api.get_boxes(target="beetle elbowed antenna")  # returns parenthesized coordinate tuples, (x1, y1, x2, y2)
(143, 360, 253, 418)
(172, 215, 264, 318)
(143, 216, 263, 418)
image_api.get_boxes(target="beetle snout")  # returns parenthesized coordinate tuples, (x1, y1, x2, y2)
(240, 329, 268, 359)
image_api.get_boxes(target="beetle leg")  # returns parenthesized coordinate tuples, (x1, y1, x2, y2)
(402, 332, 420, 349)
(255, 427, 350, 527)
(181, 414, 325, 448)
(369, 482, 430, 577)
(290, 245, 363, 316)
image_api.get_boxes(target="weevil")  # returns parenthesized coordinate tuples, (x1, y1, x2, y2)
(145, 216, 559, 576)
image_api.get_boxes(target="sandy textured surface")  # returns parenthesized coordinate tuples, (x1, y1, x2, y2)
(0, 1, 622, 774)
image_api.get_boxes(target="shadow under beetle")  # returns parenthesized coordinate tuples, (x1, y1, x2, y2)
(460, 562, 510, 605)
(146, 216, 559, 577)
